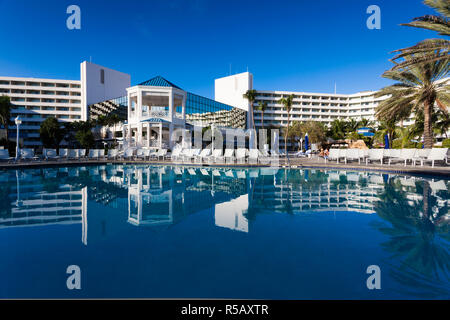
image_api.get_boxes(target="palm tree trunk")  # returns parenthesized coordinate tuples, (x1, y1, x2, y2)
(423, 99, 433, 148)
(284, 113, 290, 156)
(423, 181, 431, 219)
(4, 123, 8, 143)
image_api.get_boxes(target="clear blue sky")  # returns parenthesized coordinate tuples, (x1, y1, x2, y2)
(0, 0, 439, 97)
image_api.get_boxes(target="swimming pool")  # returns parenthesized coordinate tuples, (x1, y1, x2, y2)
(0, 165, 448, 299)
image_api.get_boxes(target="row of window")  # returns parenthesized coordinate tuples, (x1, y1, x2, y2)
(10, 97, 81, 104)
(0, 89, 81, 96)
(0, 80, 80, 88)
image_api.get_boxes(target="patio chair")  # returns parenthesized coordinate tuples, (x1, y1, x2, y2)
(135, 148, 147, 161)
(344, 149, 361, 164)
(107, 149, 118, 160)
(416, 148, 448, 167)
(195, 149, 212, 163)
(236, 148, 248, 163)
(248, 149, 259, 164)
(0, 149, 14, 162)
(412, 149, 431, 165)
(167, 148, 181, 161)
(327, 149, 341, 163)
(59, 148, 69, 160)
(365, 149, 384, 165)
(224, 149, 235, 163)
(208, 149, 223, 163)
(78, 149, 86, 159)
(43, 148, 59, 161)
(123, 148, 135, 160)
(388, 149, 417, 166)
(67, 149, 78, 160)
(20, 148, 39, 161)
(97, 149, 106, 160)
(88, 149, 98, 160)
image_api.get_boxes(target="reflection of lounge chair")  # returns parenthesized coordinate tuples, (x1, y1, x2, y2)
(225, 170, 235, 178)
(347, 173, 360, 182)
(188, 168, 197, 175)
(429, 179, 447, 194)
(400, 177, 416, 188)
(237, 170, 246, 179)
(200, 169, 209, 176)
(212, 170, 221, 177)
(174, 167, 183, 175)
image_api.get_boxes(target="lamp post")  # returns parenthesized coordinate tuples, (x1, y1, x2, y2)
(14, 116, 22, 160)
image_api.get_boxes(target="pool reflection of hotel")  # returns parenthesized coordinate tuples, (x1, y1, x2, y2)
(2, 61, 443, 150)
(1, 168, 447, 243)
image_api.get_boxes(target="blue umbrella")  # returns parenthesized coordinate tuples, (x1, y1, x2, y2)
(304, 133, 309, 151)
(384, 134, 390, 149)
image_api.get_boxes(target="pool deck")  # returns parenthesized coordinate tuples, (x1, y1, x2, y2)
(1, 157, 450, 178)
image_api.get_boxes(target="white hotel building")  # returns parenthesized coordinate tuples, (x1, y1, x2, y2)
(214, 71, 414, 131)
(0, 61, 130, 148)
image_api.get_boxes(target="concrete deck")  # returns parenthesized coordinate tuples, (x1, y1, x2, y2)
(1, 156, 449, 178)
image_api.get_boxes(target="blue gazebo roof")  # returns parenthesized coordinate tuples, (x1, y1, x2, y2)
(138, 76, 182, 90)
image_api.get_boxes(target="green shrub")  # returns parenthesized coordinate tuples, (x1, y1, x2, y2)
(442, 139, 450, 148)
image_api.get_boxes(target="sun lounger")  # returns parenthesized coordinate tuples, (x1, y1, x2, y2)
(416, 148, 448, 167)
(344, 149, 362, 164)
(107, 149, 118, 160)
(20, 148, 39, 161)
(365, 149, 384, 165)
(195, 149, 212, 163)
(388, 148, 416, 166)
(59, 148, 69, 160)
(236, 148, 248, 163)
(43, 148, 59, 161)
(0, 149, 14, 162)
(248, 149, 259, 164)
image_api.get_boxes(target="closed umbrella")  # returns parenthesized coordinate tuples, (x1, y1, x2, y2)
(304, 133, 309, 151)
(384, 134, 390, 149)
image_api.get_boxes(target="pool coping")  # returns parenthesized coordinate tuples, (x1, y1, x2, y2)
(1, 159, 449, 179)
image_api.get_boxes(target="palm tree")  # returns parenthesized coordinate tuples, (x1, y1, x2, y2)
(243, 89, 258, 131)
(375, 119, 398, 148)
(105, 114, 122, 142)
(279, 94, 294, 155)
(255, 101, 267, 131)
(328, 119, 347, 140)
(391, 0, 449, 70)
(358, 118, 375, 128)
(0, 95, 12, 143)
(375, 53, 449, 148)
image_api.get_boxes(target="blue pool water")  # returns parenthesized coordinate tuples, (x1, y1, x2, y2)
(0, 165, 448, 299)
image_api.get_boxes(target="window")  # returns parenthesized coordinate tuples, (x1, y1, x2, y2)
(100, 69, 105, 84)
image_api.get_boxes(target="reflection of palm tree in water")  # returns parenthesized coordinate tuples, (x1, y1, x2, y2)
(373, 179, 450, 298)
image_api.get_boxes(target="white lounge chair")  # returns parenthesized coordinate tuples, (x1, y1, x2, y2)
(78, 149, 86, 159)
(88, 149, 98, 160)
(20, 148, 38, 161)
(327, 149, 342, 163)
(365, 149, 384, 165)
(248, 149, 259, 164)
(388, 149, 417, 166)
(0, 149, 14, 162)
(416, 148, 448, 167)
(43, 148, 59, 161)
(236, 148, 248, 163)
(195, 149, 211, 163)
(136, 148, 148, 161)
(167, 148, 181, 161)
(107, 149, 118, 160)
(344, 149, 362, 164)
(123, 149, 135, 160)
(67, 149, 78, 160)
(97, 149, 105, 160)
(208, 149, 223, 163)
(59, 148, 69, 160)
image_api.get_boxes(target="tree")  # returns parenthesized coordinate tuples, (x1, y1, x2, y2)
(75, 129, 95, 149)
(105, 114, 122, 141)
(255, 101, 267, 131)
(391, 0, 450, 70)
(39, 117, 64, 148)
(0, 95, 12, 143)
(243, 90, 258, 131)
(375, 119, 398, 148)
(328, 119, 347, 140)
(299, 121, 327, 146)
(278, 94, 294, 155)
(375, 53, 449, 148)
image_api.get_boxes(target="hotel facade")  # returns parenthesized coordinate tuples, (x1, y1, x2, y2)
(2, 63, 443, 150)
